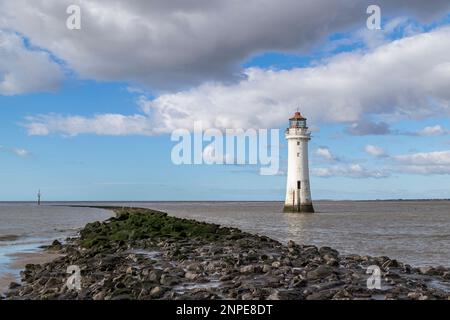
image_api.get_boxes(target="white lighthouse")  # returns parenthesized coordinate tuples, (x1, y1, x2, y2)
(284, 111, 314, 213)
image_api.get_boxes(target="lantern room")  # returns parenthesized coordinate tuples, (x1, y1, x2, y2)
(289, 111, 307, 128)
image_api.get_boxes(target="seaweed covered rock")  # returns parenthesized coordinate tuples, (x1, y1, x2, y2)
(79, 208, 232, 249)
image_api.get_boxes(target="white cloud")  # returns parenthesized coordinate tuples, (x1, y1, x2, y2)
(0, 145, 30, 157)
(0, 30, 63, 95)
(394, 150, 450, 165)
(141, 26, 450, 133)
(346, 121, 392, 136)
(396, 165, 450, 175)
(1, 0, 449, 91)
(393, 150, 450, 174)
(314, 149, 450, 177)
(315, 147, 334, 161)
(365, 145, 387, 157)
(24, 114, 154, 136)
(418, 125, 447, 136)
(24, 26, 450, 136)
(11, 148, 29, 157)
(312, 164, 388, 179)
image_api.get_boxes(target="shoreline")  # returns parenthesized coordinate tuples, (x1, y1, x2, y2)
(0, 244, 64, 295)
(3, 206, 450, 300)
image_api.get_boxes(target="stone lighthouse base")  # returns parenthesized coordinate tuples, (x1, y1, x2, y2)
(283, 204, 315, 213)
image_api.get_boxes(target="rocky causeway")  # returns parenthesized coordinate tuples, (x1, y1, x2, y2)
(2, 207, 450, 300)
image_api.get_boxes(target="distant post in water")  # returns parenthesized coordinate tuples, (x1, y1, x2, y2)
(37, 190, 41, 206)
(284, 111, 314, 213)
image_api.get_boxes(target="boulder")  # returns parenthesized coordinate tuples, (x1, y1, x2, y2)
(307, 265, 334, 280)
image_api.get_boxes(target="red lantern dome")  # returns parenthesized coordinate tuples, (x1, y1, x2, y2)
(289, 111, 307, 128)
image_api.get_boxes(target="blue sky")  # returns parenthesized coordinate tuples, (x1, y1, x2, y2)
(1, 1, 450, 201)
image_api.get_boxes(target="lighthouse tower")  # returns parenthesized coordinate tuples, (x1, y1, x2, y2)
(284, 111, 314, 213)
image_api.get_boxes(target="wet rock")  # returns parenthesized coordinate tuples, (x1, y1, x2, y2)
(303, 246, 319, 256)
(239, 265, 262, 274)
(241, 292, 254, 300)
(150, 286, 163, 298)
(333, 289, 353, 299)
(185, 262, 202, 272)
(93, 291, 106, 300)
(418, 266, 435, 275)
(219, 274, 234, 281)
(262, 265, 272, 273)
(267, 290, 281, 300)
(319, 247, 339, 257)
(185, 272, 200, 280)
(8, 282, 21, 290)
(271, 261, 281, 268)
(126, 266, 134, 274)
(313, 280, 344, 291)
(306, 289, 337, 300)
(407, 291, 427, 300)
(44, 277, 61, 289)
(111, 294, 132, 300)
(382, 259, 400, 270)
(403, 264, 412, 274)
(147, 270, 162, 282)
(291, 278, 307, 288)
(50, 239, 63, 250)
(160, 275, 179, 286)
(307, 265, 335, 280)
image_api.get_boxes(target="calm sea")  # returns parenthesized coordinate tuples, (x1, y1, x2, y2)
(0, 203, 112, 285)
(1, 200, 449, 285)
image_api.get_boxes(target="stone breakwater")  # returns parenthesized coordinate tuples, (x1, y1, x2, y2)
(3, 207, 450, 300)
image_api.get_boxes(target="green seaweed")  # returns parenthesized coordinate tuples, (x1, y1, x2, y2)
(79, 208, 232, 248)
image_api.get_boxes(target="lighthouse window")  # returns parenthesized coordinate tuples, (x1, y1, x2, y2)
(297, 141, 300, 145)
(297, 153, 300, 157)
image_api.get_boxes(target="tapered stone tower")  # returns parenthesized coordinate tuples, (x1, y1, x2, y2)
(283, 111, 314, 213)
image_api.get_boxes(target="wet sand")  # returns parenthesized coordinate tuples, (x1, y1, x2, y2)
(0, 273, 17, 294)
(0, 235, 21, 242)
(0, 250, 62, 295)
(7, 251, 63, 269)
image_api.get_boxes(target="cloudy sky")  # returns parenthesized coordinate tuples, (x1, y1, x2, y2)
(1, 0, 450, 201)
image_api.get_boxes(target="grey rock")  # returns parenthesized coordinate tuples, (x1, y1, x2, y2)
(418, 266, 435, 275)
(241, 292, 254, 300)
(267, 290, 281, 300)
(93, 291, 106, 300)
(307, 265, 335, 280)
(185, 271, 200, 280)
(306, 289, 337, 300)
(262, 265, 272, 273)
(240, 265, 257, 274)
(150, 286, 163, 298)
(147, 270, 162, 282)
(271, 261, 281, 268)
(8, 282, 21, 290)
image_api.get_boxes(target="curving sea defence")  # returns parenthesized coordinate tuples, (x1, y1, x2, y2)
(2, 207, 450, 300)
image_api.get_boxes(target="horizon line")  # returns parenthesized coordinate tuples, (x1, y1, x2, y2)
(1, 198, 450, 203)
